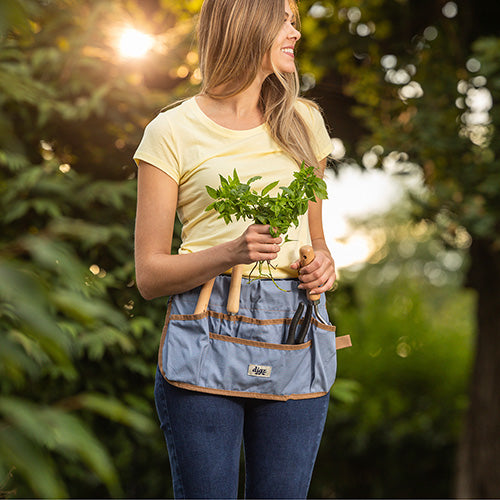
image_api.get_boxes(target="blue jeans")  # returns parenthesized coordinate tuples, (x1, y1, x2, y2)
(154, 367, 330, 499)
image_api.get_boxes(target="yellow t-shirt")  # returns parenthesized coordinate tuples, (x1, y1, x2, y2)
(134, 96, 332, 279)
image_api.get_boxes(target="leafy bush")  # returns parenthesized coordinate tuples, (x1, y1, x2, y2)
(311, 222, 473, 498)
(0, 0, 186, 496)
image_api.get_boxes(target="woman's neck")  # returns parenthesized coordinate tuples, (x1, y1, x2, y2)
(197, 74, 268, 130)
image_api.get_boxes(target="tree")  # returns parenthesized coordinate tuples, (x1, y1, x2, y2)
(0, 0, 198, 496)
(297, 0, 500, 496)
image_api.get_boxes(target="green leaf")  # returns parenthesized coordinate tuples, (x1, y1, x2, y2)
(261, 180, 279, 196)
(0, 260, 72, 366)
(0, 0, 31, 37)
(247, 175, 262, 184)
(0, 427, 67, 499)
(0, 397, 122, 497)
(205, 185, 219, 199)
(71, 393, 156, 434)
(219, 174, 228, 187)
(330, 378, 362, 404)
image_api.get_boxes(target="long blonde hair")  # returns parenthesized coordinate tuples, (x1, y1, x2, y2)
(197, 0, 322, 168)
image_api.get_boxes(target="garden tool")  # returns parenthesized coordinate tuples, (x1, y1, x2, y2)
(286, 245, 329, 344)
(194, 264, 244, 315)
(227, 264, 244, 315)
(194, 277, 216, 314)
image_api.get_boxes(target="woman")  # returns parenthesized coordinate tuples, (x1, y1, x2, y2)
(134, 0, 337, 497)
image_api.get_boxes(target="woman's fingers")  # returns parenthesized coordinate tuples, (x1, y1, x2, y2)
(238, 224, 282, 263)
(297, 251, 336, 293)
(246, 224, 282, 242)
(308, 274, 337, 295)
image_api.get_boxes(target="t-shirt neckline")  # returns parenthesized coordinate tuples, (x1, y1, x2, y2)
(190, 96, 267, 136)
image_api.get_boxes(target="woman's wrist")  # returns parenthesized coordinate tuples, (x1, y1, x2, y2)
(311, 239, 333, 260)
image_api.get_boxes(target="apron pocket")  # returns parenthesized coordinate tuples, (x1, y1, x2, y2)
(310, 321, 338, 394)
(199, 332, 315, 398)
(160, 312, 211, 385)
(159, 297, 340, 401)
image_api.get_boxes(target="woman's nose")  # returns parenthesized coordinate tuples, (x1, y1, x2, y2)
(288, 25, 301, 41)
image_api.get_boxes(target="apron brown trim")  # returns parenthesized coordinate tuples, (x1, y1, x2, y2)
(209, 332, 312, 351)
(158, 299, 173, 377)
(163, 377, 329, 401)
(336, 334, 352, 350)
(170, 310, 337, 332)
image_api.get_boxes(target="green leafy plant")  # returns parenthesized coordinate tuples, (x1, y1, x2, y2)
(206, 162, 327, 238)
(205, 162, 328, 283)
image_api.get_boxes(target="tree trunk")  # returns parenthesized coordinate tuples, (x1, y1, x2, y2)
(455, 238, 500, 498)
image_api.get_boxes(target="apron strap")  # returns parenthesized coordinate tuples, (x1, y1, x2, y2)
(336, 335, 352, 350)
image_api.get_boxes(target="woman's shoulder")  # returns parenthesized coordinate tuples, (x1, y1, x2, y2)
(147, 97, 196, 129)
(294, 97, 322, 121)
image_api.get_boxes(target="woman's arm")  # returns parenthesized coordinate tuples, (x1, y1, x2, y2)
(134, 161, 282, 299)
(290, 157, 336, 295)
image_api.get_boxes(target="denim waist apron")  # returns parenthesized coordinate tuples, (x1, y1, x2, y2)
(158, 275, 351, 401)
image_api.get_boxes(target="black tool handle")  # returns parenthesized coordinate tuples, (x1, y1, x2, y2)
(296, 303, 313, 344)
(286, 302, 304, 344)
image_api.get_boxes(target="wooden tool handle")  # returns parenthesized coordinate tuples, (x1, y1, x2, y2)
(227, 264, 244, 315)
(194, 278, 216, 314)
(299, 245, 321, 302)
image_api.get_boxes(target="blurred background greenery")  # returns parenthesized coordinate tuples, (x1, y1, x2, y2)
(0, 0, 499, 498)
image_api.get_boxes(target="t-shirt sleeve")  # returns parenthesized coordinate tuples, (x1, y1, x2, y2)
(296, 100, 332, 162)
(133, 113, 181, 184)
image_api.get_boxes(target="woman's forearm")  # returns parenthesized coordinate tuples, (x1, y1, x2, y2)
(135, 224, 282, 300)
(135, 240, 237, 299)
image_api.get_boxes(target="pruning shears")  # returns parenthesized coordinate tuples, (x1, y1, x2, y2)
(286, 245, 329, 344)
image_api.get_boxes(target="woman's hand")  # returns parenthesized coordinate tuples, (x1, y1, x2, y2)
(290, 247, 336, 295)
(233, 224, 282, 264)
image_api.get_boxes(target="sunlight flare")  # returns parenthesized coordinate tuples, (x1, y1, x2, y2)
(118, 28, 154, 58)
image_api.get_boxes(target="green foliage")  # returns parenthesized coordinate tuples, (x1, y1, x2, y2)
(0, 0, 196, 496)
(0, 0, 29, 38)
(205, 162, 328, 239)
(311, 222, 473, 498)
(0, 397, 122, 497)
(0, 159, 166, 498)
(298, 0, 500, 248)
